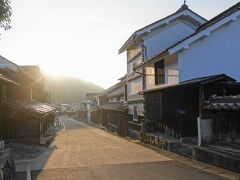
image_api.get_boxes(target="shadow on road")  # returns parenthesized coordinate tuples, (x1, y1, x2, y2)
(30, 161, 227, 180)
(14, 115, 91, 180)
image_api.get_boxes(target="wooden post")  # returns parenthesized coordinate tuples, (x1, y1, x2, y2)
(198, 85, 204, 146)
(199, 86, 204, 119)
(230, 119, 233, 143)
(0, 82, 4, 149)
(0, 82, 3, 141)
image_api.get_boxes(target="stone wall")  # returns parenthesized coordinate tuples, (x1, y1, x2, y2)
(140, 133, 194, 158)
(140, 133, 168, 149)
(0, 148, 15, 180)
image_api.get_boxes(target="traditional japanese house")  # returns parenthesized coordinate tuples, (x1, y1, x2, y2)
(132, 2, 240, 142)
(0, 74, 19, 141)
(0, 60, 48, 102)
(0, 55, 56, 144)
(2, 99, 55, 143)
(118, 2, 206, 138)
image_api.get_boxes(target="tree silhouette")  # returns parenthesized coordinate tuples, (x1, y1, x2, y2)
(0, 0, 12, 31)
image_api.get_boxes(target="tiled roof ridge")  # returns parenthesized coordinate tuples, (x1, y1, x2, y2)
(197, 1, 240, 32)
(176, 2, 189, 13)
(119, 4, 206, 53)
(134, 3, 206, 36)
(3, 98, 55, 113)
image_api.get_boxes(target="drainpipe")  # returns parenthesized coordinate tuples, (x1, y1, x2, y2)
(141, 43, 147, 134)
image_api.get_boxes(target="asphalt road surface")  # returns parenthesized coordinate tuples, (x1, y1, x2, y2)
(18, 116, 228, 180)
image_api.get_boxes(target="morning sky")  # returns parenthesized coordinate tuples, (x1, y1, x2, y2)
(0, 0, 238, 88)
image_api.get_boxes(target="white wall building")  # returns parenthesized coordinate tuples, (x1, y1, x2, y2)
(118, 3, 206, 137)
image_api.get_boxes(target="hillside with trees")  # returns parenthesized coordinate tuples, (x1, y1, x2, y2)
(44, 74, 104, 104)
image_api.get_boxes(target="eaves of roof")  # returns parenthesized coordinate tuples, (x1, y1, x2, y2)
(0, 55, 20, 72)
(0, 74, 19, 86)
(3, 99, 56, 118)
(141, 74, 235, 94)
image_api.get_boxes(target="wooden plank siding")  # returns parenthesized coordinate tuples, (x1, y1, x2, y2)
(2, 105, 55, 143)
(144, 87, 199, 139)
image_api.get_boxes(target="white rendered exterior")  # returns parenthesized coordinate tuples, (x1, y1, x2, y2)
(178, 13, 240, 82)
(121, 7, 206, 117)
(144, 21, 195, 58)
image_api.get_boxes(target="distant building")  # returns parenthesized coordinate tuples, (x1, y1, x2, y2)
(91, 75, 128, 136)
(82, 93, 99, 122)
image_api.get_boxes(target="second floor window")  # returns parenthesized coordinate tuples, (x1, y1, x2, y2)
(155, 60, 165, 85)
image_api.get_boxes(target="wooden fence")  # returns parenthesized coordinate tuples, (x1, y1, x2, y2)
(91, 109, 128, 137)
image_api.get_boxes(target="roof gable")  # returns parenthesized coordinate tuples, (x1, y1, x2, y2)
(135, 2, 240, 71)
(169, 9, 240, 55)
(118, 4, 206, 54)
(0, 55, 19, 72)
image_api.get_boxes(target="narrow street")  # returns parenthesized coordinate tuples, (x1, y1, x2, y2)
(21, 116, 227, 180)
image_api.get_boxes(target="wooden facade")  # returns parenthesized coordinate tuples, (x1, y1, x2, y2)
(143, 74, 240, 142)
(0, 57, 55, 144)
(2, 99, 55, 143)
(144, 86, 199, 138)
(210, 112, 240, 145)
(203, 87, 240, 145)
